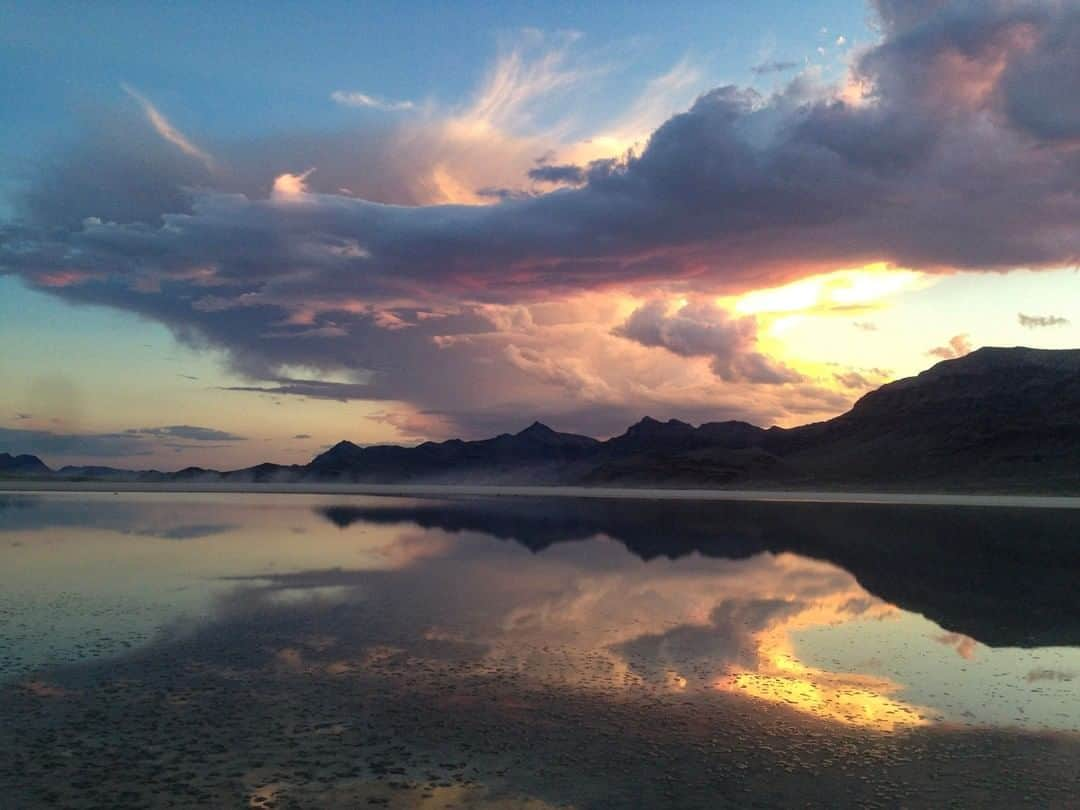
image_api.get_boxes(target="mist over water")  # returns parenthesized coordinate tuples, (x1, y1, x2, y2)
(1, 491, 1078, 807)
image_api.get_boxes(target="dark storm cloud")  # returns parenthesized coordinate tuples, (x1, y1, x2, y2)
(527, 163, 586, 184)
(474, 186, 535, 201)
(6, 3, 1079, 302)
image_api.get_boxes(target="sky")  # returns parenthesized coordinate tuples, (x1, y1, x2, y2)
(1, 0, 1079, 469)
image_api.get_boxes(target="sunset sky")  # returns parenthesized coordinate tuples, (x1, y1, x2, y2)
(2, 0, 1079, 469)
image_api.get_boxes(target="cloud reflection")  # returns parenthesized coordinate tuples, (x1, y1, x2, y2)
(233, 518, 926, 730)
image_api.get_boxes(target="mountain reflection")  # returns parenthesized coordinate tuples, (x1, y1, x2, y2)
(316, 497, 1080, 648)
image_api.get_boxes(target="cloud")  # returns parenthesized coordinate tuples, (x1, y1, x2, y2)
(271, 168, 316, 198)
(292, 433, 312, 439)
(221, 378, 375, 402)
(833, 371, 874, 390)
(852, 321, 878, 331)
(0, 423, 245, 464)
(1018, 312, 1070, 328)
(458, 30, 595, 134)
(591, 57, 704, 150)
(16, 8, 1080, 297)
(928, 334, 973, 360)
(121, 84, 216, 171)
(751, 59, 801, 76)
(330, 90, 415, 112)
(527, 163, 585, 184)
(127, 425, 246, 441)
(4, 2, 1079, 438)
(613, 300, 802, 384)
(0, 426, 151, 459)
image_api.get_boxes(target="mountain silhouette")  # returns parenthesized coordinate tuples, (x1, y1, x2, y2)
(0, 453, 50, 477)
(4, 347, 1080, 492)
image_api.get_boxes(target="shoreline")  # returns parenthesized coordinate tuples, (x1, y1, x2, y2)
(3, 480, 1080, 509)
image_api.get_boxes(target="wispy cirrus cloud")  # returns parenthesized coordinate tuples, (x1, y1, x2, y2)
(330, 90, 415, 111)
(121, 83, 216, 171)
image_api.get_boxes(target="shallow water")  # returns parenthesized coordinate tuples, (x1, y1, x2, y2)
(1, 491, 1078, 808)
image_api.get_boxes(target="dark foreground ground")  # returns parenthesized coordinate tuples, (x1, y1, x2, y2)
(2, 590, 1078, 809)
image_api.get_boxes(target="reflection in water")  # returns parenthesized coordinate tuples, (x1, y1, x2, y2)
(719, 597, 927, 731)
(1, 491, 1078, 808)
(307, 497, 1080, 732)
(316, 497, 1080, 647)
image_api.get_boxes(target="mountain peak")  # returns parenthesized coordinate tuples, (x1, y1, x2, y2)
(328, 439, 362, 451)
(309, 439, 365, 469)
(625, 416, 693, 435)
(517, 421, 556, 437)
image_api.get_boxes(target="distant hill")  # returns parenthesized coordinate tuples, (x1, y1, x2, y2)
(0, 453, 51, 477)
(306, 421, 599, 483)
(4, 347, 1080, 492)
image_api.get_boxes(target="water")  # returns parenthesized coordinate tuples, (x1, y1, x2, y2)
(1, 491, 1078, 807)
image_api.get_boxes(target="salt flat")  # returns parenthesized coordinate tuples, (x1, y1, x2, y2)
(4, 480, 1080, 509)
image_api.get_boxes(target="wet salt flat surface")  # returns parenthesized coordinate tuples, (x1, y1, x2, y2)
(1, 491, 1078, 808)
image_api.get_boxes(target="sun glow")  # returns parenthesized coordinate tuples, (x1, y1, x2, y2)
(732, 264, 932, 316)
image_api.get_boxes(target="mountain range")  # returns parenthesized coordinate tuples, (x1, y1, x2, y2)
(4, 347, 1080, 492)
